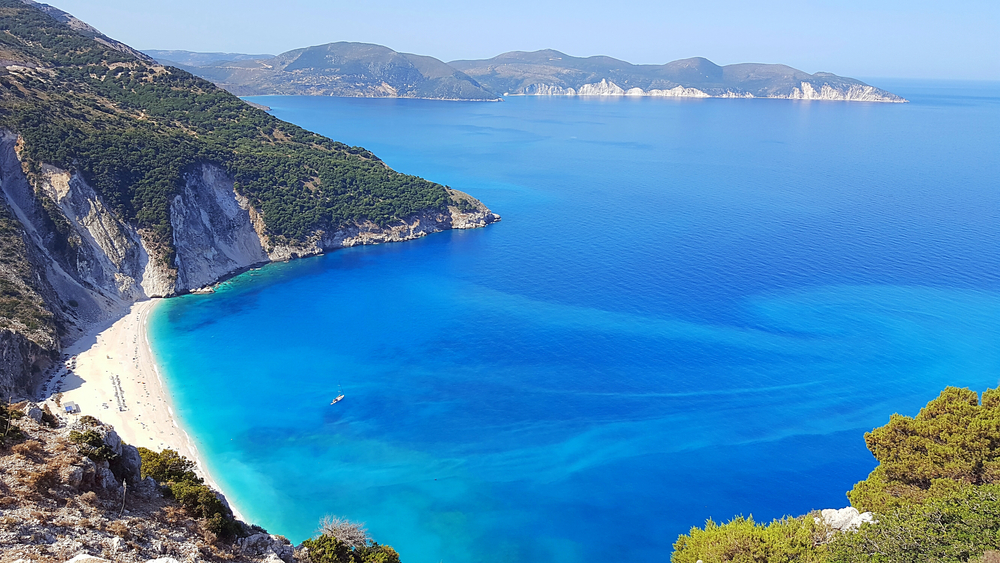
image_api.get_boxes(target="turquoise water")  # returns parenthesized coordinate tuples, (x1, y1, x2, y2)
(150, 82, 1000, 562)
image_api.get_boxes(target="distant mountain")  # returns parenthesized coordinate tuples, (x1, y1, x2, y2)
(142, 49, 274, 67)
(152, 43, 500, 101)
(449, 50, 906, 103)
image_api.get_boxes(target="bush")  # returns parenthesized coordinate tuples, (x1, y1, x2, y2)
(138, 447, 200, 484)
(26, 468, 58, 493)
(828, 484, 1000, 562)
(301, 518, 401, 563)
(671, 514, 827, 563)
(139, 447, 240, 539)
(848, 386, 1000, 512)
(68, 429, 117, 462)
(0, 400, 24, 446)
(78, 415, 101, 426)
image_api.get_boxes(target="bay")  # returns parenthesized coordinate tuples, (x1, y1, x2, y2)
(150, 82, 1000, 562)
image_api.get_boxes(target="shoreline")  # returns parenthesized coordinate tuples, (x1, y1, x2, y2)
(53, 299, 244, 520)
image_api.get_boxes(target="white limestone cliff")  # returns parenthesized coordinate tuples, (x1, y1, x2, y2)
(785, 82, 907, 102)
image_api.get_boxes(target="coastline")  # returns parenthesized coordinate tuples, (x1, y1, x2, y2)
(54, 299, 244, 520)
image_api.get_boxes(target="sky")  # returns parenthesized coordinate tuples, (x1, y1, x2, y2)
(50, 0, 1000, 80)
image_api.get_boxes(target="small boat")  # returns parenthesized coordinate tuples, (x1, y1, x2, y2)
(330, 383, 345, 405)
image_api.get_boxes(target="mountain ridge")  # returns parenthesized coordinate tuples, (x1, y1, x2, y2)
(149, 43, 501, 101)
(154, 46, 906, 102)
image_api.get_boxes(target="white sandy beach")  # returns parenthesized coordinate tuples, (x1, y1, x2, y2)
(52, 299, 242, 519)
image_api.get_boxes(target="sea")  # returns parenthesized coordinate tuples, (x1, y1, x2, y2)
(148, 81, 1000, 563)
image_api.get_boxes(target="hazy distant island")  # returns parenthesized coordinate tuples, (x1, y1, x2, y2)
(144, 44, 502, 101)
(146, 44, 907, 103)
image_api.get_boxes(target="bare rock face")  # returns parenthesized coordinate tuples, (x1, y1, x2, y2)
(22, 402, 43, 422)
(0, 329, 51, 397)
(237, 533, 296, 562)
(817, 506, 875, 532)
(170, 165, 269, 290)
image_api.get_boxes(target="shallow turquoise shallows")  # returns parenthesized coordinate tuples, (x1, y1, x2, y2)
(149, 82, 1000, 563)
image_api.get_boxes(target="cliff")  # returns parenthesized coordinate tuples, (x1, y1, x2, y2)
(0, 0, 500, 398)
(450, 51, 907, 102)
(0, 126, 499, 397)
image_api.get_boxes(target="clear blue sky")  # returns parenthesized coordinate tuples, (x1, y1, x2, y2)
(52, 0, 999, 80)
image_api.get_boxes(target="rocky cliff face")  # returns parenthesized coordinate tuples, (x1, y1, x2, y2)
(510, 79, 904, 102)
(0, 129, 499, 397)
(170, 165, 269, 291)
(1, 404, 300, 563)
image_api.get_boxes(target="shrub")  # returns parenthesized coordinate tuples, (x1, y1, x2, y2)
(79, 491, 99, 506)
(205, 512, 242, 540)
(78, 415, 101, 426)
(168, 479, 227, 520)
(139, 447, 240, 539)
(848, 386, 1000, 512)
(40, 404, 58, 428)
(68, 429, 117, 462)
(671, 514, 827, 563)
(26, 468, 58, 493)
(138, 447, 201, 484)
(106, 520, 130, 539)
(0, 400, 24, 446)
(828, 484, 1000, 562)
(302, 517, 401, 563)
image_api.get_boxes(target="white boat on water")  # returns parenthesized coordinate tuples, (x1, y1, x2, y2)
(331, 384, 345, 405)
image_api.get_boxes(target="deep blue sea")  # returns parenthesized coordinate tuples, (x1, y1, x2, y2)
(149, 82, 1000, 563)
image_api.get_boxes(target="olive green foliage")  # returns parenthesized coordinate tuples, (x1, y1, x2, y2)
(137, 446, 200, 483)
(671, 515, 828, 563)
(848, 387, 1000, 513)
(0, 0, 453, 256)
(138, 447, 240, 538)
(68, 429, 117, 462)
(828, 484, 1000, 563)
(301, 535, 402, 563)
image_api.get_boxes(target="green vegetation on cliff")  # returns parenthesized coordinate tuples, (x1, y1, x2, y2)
(0, 0, 453, 254)
(673, 387, 1000, 563)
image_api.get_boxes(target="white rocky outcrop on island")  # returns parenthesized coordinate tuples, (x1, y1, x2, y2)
(577, 79, 626, 96)
(513, 79, 904, 101)
(784, 82, 907, 102)
(629, 86, 711, 98)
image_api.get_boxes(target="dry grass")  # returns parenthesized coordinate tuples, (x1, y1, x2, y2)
(106, 520, 130, 539)
(25, 467, 57, 493)
(980, 552, 1000, 563)
(12, 439, 45, 460)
